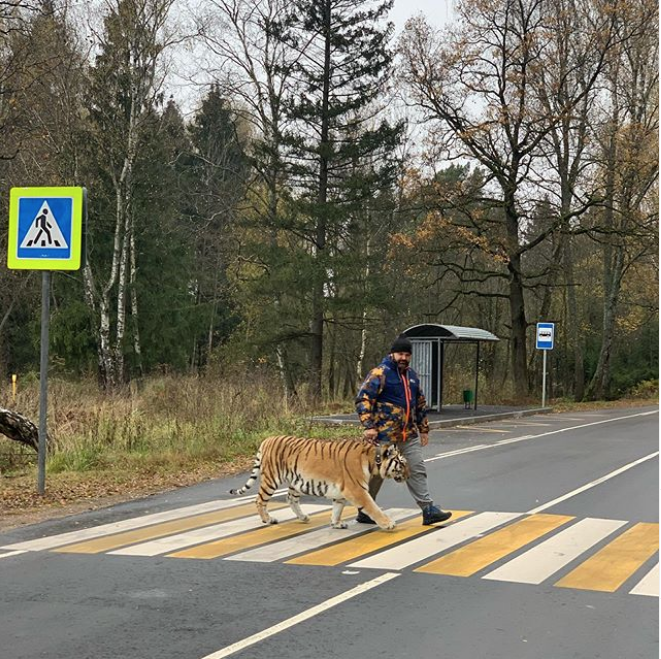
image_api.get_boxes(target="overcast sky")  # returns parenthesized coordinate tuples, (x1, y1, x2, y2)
(170, 0, 458, 116)
(390, 0, 456, 31)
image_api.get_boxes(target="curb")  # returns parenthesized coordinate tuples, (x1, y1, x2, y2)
(427, 407, 553, 429)
(311, 407, 554, 430)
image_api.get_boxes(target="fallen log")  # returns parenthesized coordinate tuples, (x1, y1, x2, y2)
(0, 407, 41, 452)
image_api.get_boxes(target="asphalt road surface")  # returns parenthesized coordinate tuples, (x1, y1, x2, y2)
(0, 406, 658, 659)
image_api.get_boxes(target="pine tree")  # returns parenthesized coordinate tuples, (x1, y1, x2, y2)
(82, 0, 174, 387)
(273, 0, 404, 400)
(186, 85, 247, 369)
(0, 0, 87, 376)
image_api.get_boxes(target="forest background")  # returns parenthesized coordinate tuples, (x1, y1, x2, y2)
(0, 0, 657, 517)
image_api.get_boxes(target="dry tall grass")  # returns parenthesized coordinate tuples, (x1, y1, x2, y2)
(0, 372, 357, 478)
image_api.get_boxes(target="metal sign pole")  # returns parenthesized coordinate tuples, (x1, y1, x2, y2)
(37, 270, 51, 495)
(7, 186, 85, 494)
(542, 348, 547, 409)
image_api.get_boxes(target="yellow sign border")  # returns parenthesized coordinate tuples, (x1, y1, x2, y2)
(7, 186, 84, 270)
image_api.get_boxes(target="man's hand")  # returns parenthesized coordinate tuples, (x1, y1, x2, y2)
(420, 432, 429, 447)
(363, 428, 378, 445)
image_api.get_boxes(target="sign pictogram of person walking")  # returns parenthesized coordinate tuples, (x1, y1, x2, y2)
(19, 201, 68, 250)
(26, 207, 59, 247)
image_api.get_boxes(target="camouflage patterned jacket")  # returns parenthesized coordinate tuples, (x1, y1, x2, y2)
(355, 355, 429, 443)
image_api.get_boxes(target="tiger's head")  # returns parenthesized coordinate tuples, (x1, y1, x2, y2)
(378, 443, 410, 483)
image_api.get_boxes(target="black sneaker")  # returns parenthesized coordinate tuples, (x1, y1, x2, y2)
(356, 511, 377, 524)
(422, 504, 452, 525)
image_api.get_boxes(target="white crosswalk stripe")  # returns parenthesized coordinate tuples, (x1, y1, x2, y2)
(225, 508, 417, 563)
(348, 511, 521, 571)
(0, 494, 277, 552)
(483, 517, 627, 585)
(109, 504, 329, 556)
(629, 563, 659, 597)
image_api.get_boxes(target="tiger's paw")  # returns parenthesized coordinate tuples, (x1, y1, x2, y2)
(379, 518, 396, 531)
(265, 517, 278, 525)
(299, 514, 310, 523)
(331, 521, 348, 529)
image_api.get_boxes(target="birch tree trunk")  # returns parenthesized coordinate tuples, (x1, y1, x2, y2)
(85, 0, 174, 388)
(356, 236, 371, 385)
(129, 217, 143, 377)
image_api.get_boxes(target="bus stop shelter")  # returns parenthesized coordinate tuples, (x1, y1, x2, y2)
(404, 324, 499, 411)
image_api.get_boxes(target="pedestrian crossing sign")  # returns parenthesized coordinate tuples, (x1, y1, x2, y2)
(7, 186, 85, 270)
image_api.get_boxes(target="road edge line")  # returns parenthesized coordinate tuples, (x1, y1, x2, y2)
(199, 572, 400, 659)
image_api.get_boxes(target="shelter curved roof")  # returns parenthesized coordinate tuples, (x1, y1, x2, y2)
(403, 324, 499, 342)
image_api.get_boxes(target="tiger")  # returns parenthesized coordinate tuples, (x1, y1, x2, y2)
(229, 435, 410, 530)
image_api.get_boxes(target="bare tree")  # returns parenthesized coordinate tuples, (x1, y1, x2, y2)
(531, 0, 616, 399)
(586, 0, 658, 399)
(399, 0, 616, 397)
(196, 0, 302, 400)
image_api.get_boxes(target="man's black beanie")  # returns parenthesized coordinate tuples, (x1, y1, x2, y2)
(391, 333, 413, 354)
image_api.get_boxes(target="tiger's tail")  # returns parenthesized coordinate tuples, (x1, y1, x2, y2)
(229, 448, 261, 495)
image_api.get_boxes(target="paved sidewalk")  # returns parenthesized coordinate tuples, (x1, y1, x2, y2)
(310, 404, 552, 430)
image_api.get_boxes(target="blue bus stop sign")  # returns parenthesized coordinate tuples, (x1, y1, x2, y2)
(536, 322, 555, 350)
(7, 187, 84, 270)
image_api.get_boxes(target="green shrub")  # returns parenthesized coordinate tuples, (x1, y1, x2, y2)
(626, 379, 659, 400)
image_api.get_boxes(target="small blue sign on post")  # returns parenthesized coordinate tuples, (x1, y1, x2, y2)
(536, 322, 555, 350)
(536, 322, 555, 408)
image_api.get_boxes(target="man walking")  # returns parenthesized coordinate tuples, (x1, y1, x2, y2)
(355, 333, 452, 525)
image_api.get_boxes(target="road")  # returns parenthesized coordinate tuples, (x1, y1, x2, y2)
(0, 406, 657, 659)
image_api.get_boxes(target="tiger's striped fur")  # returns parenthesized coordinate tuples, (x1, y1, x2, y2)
(229, 435, 410, 530)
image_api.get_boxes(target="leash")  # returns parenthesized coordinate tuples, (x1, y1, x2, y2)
(398, 367, 412, 442)
(375, 443, 383, 467)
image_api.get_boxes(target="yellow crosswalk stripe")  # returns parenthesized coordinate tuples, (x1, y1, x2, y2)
(287, 510, 474, 567)
(55, 501, 287, 554)
(168, 508, 356, 559)
(555, 522, 659, 592)
(415, 514, 574, 577)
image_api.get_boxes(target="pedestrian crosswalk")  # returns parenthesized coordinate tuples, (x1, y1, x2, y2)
(1, 498, 657, 597)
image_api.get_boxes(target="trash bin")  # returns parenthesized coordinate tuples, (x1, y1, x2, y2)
(462, 389, 474, 409)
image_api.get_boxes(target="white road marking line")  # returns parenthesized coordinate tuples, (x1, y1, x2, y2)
(225, 508, 417, 563)
(348, 512, 520, 571)
(527, 452, 659, 514)
(426, 410, 658, 464)
(630, 563, 660, 597)
(495, 421, 551, 427)
(199, 572, 400, 659)
(482, 517, 627, 584)
(108, 504, 330, 556)
(437, 428, 495, 433)
(455, 426, 510, 433)
(428, 445, 489, 461)
(493, 435, 534, 446)
(0, 491, 287, 552)
(0, 550, 27, 559)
